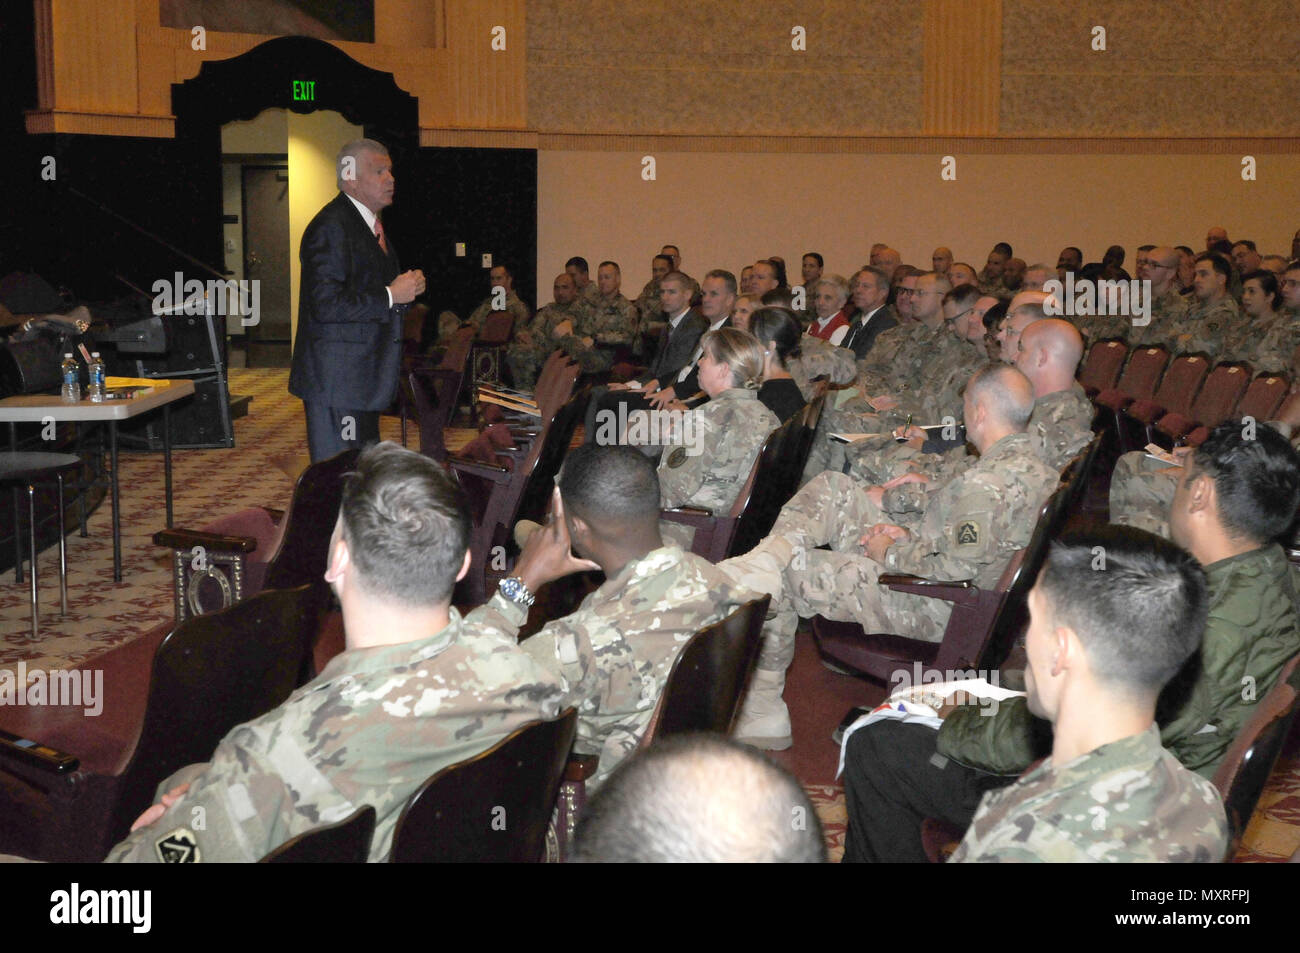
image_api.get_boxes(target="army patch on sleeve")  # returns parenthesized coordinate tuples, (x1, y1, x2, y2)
(155, 828, 200, 864)
(955, 519, 980, 546)
(666, 447, 688, 468)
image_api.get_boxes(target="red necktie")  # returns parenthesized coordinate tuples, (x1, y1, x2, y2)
(374, 218, 388, 255)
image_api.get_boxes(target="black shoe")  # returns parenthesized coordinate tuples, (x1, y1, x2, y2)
(831, 705, 873, 746)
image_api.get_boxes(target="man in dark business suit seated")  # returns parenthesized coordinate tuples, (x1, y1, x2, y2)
(643, 269, 735, 410)
(582, 271, 707, 443)
(288, 139, 425, 462)
(840, 266, 897, 360)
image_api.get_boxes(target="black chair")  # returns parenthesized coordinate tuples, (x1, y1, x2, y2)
(260, 805, 377, 863)
(0, 584, 324, 862)
(1, 451, 79, 639)
(1213, 654, 1300, 852)
(389, 709, 578, 863)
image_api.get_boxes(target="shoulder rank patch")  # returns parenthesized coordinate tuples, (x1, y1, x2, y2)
(956, 519, 981, 546)
(155, 828, 200, 864)
(667, 447, 688, 468)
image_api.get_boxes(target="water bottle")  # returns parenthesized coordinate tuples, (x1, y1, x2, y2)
(88, 352, 106, 403)
(60, 353, 81, 403)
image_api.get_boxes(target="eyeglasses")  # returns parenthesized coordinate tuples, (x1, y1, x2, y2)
(947, 307, 974, 321)
(895, 288, 918, 297)
(1147, 263, 1173, 270)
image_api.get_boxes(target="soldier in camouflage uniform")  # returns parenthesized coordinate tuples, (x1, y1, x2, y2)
(105, 443, 566, 863)
(722, 365, 1059, 750)
(789, 334, 858, 401)
(1233, 270, 1300, 371)
(654, 330, 780, 549)
(634, 254, 674, 357)
(952, 725, 1228, 863)
(951, 530, 1230, 863)
(466, 263, 531, 337)
(1129, 246, 1189, 347)
(473, 445, 754, 789)
(574, 262, 639, 375)
(506, 273, 592, 388)
(565, 256, 602, 308)
(1171, 253, 1242, 359)
(848, 319, 1091, 492)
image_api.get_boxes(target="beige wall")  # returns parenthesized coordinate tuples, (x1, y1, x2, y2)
(538, 150, 1300, 298)
(287, 110, 363, 341)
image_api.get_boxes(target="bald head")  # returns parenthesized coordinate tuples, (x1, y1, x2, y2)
(573, 735, 825, 863)
(1014, 319, 1084, 396)
(965, 363, 1036, 450)
(876, 248, 902, 280)
(1206, 226, 1229, 250)
(997, 291, 1054, 363)
(931, 246, 953, 275)
(1146, 246, 1179, 295)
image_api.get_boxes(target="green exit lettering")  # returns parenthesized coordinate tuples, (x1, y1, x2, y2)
(292, 80, 316, 101)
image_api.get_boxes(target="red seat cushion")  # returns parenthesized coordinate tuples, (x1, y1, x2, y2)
(1095, 388, 1134, 411)
(1156, 412, 1195, 439)
(1126, 398, 1166, 425)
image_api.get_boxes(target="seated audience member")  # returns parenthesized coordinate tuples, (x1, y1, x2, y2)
(466, 263, 531, 336)
(806, 274, 853, 344)
(980, 299, 1008, 361)
(732, 292, 764, 332)
(723, 364, 1058, 749)
(1129, 245, 1189, 347)
(750, 307, 808, 423)
(798, 253, 824, 309)
(1056, 246, 1083, 283)
(585, 260, 639, 359)
(948, 262, 979, 289)
(1020, 263, 1054, 292)
(478, 445, 752, 789)
(634, 253, 674, 328)
(751, 260, 781, 297)
(1176, 245, 1197, 294)
(642, 270, 737, 411)
(978, 242, 1013, 298)
(839, 266, 897, 360)
(845, 423, 1300, 862)
(1261, 254, 1289, 279)
(1231, 240, 1263, 278)
(1002, 257, 1027, 292)
(583, 271, 707, 445)
(648, 328, 780, 546)
(1175, 252, 1242, 358)
(1205, 225, 1230, 251)
(572, 734, 825, 863)
(1238, 269, 1300, 373)
(566, 255, 600, 305)
(105, 443, 566, 863)
(874, 247, 902, 283)
(931, 246, 953, 277)
(506, 272, 591, 388)
(740, 264, 756, 295)
(950, 528, 1228, 863)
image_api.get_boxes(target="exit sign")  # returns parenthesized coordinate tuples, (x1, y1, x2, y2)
(292, 80, 316, 101)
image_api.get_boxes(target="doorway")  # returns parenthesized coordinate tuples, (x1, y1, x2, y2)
(241, 164, 291, 366)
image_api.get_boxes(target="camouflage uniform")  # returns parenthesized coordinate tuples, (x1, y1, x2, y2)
(978, 274, 1010, 301)
(1108, 451, 1178, 538)
(804, 321, 939, 480)
(468, 290, 531, 337)
(475, 546, 753, 789)
(1129, 287, 1188, 347)
(570, 292, 638, 375)
(720, 432, 1058, 674)
(577, 281, 601, 307)
(656, 388, 780, 549)
(789, 335, 858, 401)
(506, 299, 591, 388)
(951, 725, 1229, 863)
(847, 382, 1092, 499)
(104, 609, 565, 863)
(1237, 310, 1300, 372)
(1173, 296, 1242, 359)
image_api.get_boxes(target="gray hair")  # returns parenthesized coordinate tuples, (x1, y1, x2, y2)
(336, 138, 389, 188)
(813, 274, 851, 307)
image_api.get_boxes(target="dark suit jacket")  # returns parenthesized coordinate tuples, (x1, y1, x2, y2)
(671, 316, 731, 398)
(288, 193, 403, 411)
(640, 308, 707, 386)
(842, 306, 898, 361)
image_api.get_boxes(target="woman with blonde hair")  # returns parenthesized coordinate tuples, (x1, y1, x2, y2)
(657, 327, 780, 547)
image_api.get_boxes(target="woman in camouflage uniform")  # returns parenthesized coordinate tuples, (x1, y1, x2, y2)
(658, 328, 780, 550)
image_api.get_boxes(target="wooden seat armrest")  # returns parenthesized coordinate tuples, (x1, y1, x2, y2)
(564, 754, 600, 782)
(446, 456, 513, 482)
(0, 729, 80, 777)
(660, 505, 715, 524)
(878, 574, 978, 603)
(152, 528, 258, 553)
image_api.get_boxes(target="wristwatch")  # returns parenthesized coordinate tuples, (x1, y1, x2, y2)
(498, 576, 536, 607)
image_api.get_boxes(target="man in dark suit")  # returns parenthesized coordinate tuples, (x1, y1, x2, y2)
(646, 269, 735, 408)
(289, 139, 425, 461)
(841, 265, 897, 360)
(582, 271, 707, 443)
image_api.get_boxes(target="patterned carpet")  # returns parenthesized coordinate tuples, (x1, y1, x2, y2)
(1, 367, 1297, 862)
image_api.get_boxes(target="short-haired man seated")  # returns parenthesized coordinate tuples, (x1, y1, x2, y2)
(952, 528, 1228, 862)
(105, 443, 566, 862)
(572, 734, 825, 863)
(474, 444, 753, 788)
(842, 422, 1300, 862)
